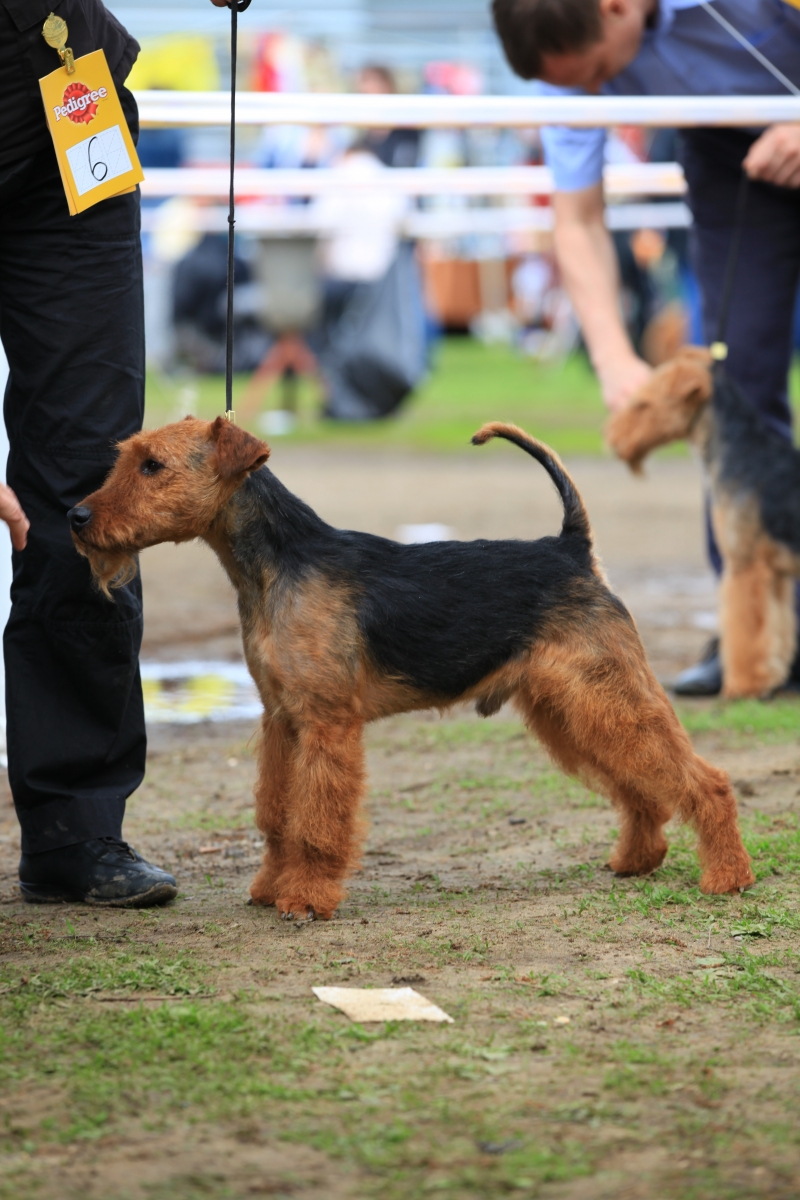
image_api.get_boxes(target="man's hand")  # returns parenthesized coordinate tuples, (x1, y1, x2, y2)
(597, 354, 653, 413)
(209, 0, 229, 6)
(551, 186, 653, 411)
(0, 484, 28, 551)
(744, 124, 800, 189)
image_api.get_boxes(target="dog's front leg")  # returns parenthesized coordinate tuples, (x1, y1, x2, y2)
(273, 717, 366, 920)
(249, 712, 297, 907)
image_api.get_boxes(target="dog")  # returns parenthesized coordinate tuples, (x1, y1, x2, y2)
(606, 346, 800, 699)
(66, 415, 755, 918)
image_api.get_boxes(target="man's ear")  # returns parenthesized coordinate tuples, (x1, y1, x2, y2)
(210, 416, 270, 479)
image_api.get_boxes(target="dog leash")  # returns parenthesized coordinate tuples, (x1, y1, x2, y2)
(698, 3, 800, 370)
(222, 0, 251, 423)
(709, 170, 749, 369)
(698, 3, 800, 100)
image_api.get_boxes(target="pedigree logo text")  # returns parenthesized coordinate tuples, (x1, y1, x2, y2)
(53, 80, 108, 124)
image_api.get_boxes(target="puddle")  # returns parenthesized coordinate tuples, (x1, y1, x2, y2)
(396, 523, 454, 544)
(141, 661, 260, 724)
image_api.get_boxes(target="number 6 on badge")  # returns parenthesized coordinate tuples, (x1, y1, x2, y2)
(66, 127, 133, 197)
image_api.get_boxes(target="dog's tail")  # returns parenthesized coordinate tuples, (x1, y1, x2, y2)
(471, 422, 591, 543)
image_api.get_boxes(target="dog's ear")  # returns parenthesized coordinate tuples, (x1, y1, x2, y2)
(210, 417, 270, 479)
(668, 355, 713, 408)
(606, 348, 713, 473)
(605, 403, 650, 474)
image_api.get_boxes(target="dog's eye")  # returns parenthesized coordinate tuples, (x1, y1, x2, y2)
(140, 459, 165, 476)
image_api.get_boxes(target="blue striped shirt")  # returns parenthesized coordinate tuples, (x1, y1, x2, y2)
(537, 0, 800, 191)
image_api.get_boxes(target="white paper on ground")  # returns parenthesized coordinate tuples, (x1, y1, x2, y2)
(312, 985, 454, 1023)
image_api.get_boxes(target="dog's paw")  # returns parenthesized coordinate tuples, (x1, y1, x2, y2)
(608, 843, 668, 878)
(277, 898, 338, 921)
(274, 874, 343, 920)
(699, 863, 756, 895)
(248, 863, 281, 907)
(279, 905, 316, 921)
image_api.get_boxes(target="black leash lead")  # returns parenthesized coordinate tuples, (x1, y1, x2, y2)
(224, 0, 251, 422)
(710, 170, 749, 371)
(700, 1, 800, 373)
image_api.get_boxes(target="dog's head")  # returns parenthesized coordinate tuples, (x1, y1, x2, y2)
(68, 416, 270, 597)
(606, 346, 714, 473)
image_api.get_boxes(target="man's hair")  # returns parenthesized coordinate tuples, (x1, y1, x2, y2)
(492, 0, 603, 80)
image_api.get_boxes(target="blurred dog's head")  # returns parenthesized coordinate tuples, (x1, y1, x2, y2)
(606, 347, 714, 474)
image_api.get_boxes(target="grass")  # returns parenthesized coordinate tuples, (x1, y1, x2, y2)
(3, 706, 800, 1197)
(145, 339, 800, 457)
(0, 950, 211, 1007)
(146, 339, 608, 456)
(676, 698, 800, 745)
(2, 909, 799, 1196)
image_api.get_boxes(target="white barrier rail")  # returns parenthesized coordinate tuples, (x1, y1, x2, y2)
(135, 90, 800, 128)
(140, 163, 687, 199)
(140, 201, 692, 236)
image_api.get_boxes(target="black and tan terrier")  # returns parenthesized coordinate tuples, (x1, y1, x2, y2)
(607, 347, 800, 699)
(67, 416, 754, 918)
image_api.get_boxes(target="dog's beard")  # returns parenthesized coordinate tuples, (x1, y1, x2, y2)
(75, 541, 139, 600)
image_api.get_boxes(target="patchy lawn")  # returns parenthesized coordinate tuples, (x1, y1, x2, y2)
(1, 700, 800, 1199)
(145, 340, 609, 456)
(144, 340, 800, 459)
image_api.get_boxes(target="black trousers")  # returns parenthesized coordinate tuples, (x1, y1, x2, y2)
(681, 129, 800, 580)
(0, 110, 146, 855)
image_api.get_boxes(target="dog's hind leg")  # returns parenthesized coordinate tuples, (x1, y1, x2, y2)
(273, 717, 366, 920)
(720, 549, 796, 698)
(249, 713, 297, 907)
(520, 689, 673, 879)
(518, 611, 755, 895)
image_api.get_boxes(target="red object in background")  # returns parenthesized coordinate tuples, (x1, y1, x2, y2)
(615, 125, 648, 161)
(424, 62, 483, 96)
(252, 33, 281, 93)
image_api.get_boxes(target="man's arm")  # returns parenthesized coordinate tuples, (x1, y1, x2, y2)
(552, 183, 652, 411)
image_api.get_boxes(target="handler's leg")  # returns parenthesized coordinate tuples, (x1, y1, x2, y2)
(675, 129, 800, 694)
(0, 140, 175, 904)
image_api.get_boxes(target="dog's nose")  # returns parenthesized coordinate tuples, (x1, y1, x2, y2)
(67, 505, 93, 533)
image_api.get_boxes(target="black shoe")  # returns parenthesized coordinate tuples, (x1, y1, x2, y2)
(780, 644, 800, 693)
(672, 637, 722, 697)
(19, 837, 178, 908)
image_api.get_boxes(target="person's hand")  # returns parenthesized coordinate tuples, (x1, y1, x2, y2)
(596, 354, 653, 412)
(209, 0, 229, 6)
(743, 124, 800, 189)
(0, 484, 29, 550)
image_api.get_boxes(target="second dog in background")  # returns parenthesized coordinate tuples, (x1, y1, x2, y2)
(607, 346, 800, 699)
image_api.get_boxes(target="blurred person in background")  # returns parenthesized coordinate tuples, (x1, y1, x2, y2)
(357, 65, 421, 169)
(172, 233, 269, 375)
(252, 34, 342, 177)
(316, 142, 409, 303)
(126, 33, 220, 170)
(314, 140, 427, 421)
(492, 0, 800, 696)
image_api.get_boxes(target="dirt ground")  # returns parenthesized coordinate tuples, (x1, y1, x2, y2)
(1, 452, 799, 1200)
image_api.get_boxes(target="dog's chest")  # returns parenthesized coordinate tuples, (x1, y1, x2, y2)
(242, 577, 362, 713)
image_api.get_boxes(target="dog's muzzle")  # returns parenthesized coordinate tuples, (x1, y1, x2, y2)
(67, 505, 93, 536)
